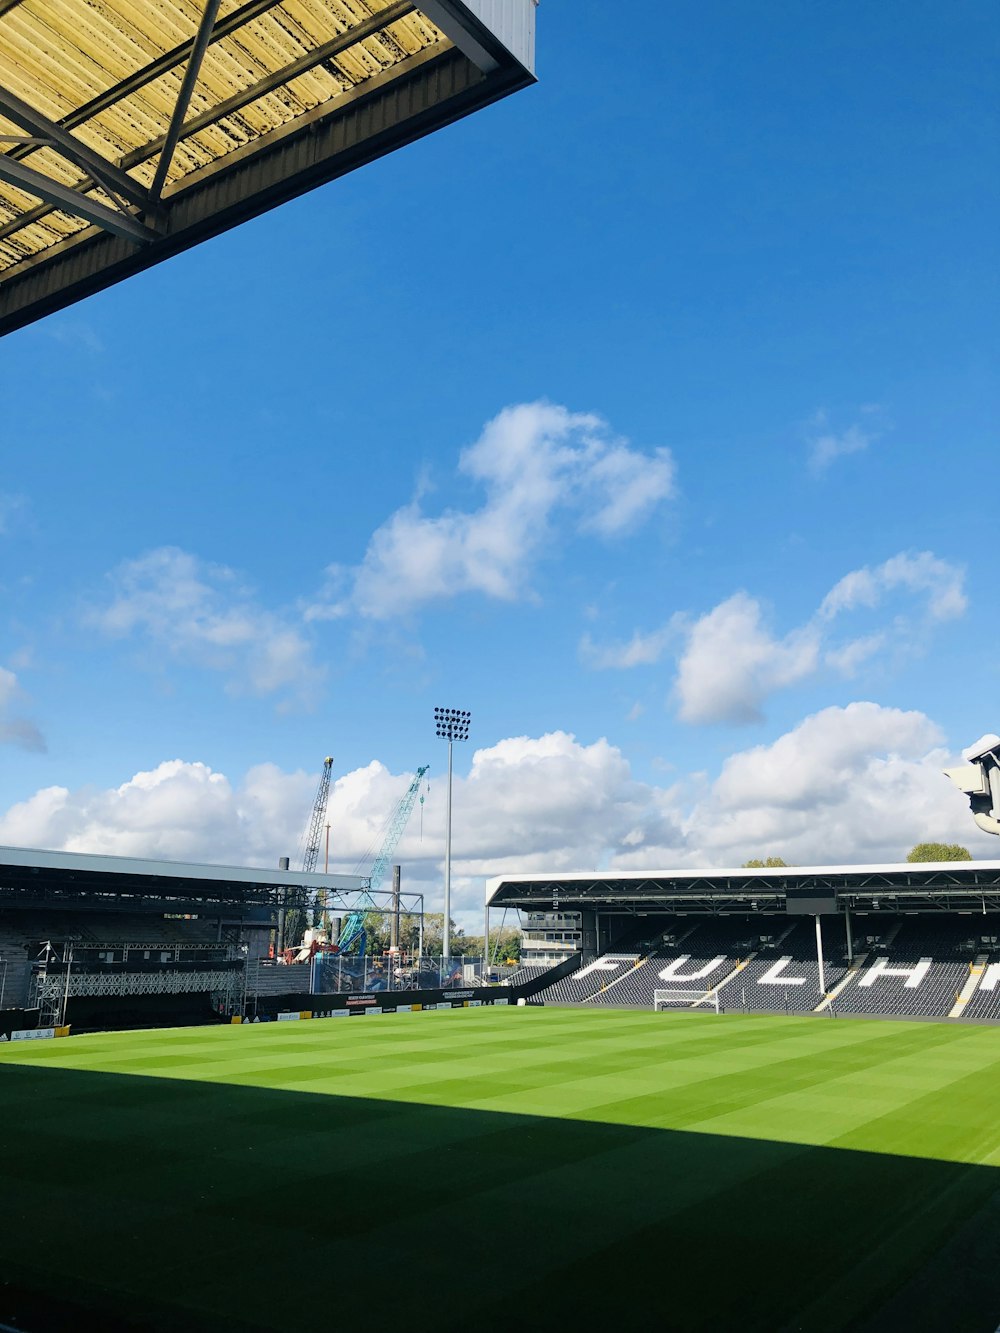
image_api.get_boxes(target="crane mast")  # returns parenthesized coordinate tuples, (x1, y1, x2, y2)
(302, 756, 333, 873)
(337, 764, 430, 954)
(367, 765, 430, 896)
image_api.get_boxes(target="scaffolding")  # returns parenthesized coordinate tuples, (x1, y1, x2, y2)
(31, 965, 244, 1026)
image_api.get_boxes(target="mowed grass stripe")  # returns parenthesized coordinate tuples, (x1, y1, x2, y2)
(1, 1008, 998, 1332)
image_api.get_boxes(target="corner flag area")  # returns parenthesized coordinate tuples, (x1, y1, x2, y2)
(2, 1007, 999, 1331)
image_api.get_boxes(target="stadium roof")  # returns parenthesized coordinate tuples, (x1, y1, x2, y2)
(0, 842, 367, 910)
(486, 861, 1000, 914)
(0, 0, 536, 335)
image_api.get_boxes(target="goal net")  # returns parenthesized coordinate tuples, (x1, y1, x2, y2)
(653, 988, 720, 1013)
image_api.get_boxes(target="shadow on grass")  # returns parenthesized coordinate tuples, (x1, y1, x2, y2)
(0, 1062, 997, 1333)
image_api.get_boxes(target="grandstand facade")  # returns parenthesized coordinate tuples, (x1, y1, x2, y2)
(487, 860, 1000, 1022)
(0, 845, 366, 1030)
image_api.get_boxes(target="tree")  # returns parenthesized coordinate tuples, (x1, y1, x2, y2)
(906, 843, 971, 863)
(742, 857, 789, 868)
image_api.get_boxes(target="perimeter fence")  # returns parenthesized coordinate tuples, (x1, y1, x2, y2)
(309, 955, 495, 995)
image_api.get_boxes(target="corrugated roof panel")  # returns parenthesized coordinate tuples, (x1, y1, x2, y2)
(0, 0, 450, 272)
(0, 0, 536, 317)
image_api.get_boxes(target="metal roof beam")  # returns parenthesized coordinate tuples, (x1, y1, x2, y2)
(119, 0, 416, 178)
(149, 0, 224, 203)
(0, 153, 156, 243)
(0, 0, 415, 245)
(0, 86, 150, 213)
(57, 0, 289, 135)
(415, 1, 500, 72)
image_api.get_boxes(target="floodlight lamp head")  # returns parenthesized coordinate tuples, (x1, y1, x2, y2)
(433, 705, 471, 741)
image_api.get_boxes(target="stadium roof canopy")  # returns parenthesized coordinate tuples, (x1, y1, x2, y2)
(0, 0, 536, 335)
(486, 861, 1000, 915)
(0, 843, 367, 912)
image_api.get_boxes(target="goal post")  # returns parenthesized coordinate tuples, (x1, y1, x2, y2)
(654, 988, 720, 1013)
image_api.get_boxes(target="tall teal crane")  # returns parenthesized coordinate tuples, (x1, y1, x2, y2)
(337, 765, 429, 954)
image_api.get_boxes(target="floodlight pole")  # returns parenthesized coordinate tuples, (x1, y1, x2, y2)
(435, 707, 470, 962)
(444, 736, 454, 960)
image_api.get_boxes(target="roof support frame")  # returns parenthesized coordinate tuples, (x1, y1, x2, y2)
(121, 0, 417, 180)
(0, 86, 151, 213)
(149, 0, 224, 203)
(0, 0, 416, 245)
(0, 151, 156, 243)
(0, 2, 536, 334)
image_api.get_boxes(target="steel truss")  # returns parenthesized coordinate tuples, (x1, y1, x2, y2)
(31, 967, 243, 1025)
(0, 0, 535, 333)
(491, 866, 1000, 916)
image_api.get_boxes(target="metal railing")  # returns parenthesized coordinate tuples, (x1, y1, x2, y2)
(311, 955, 496, 995)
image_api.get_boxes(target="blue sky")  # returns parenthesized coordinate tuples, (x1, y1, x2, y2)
(1, 1, 998, 926)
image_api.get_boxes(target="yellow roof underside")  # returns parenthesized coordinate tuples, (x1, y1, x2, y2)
(0, 0, 446, 273)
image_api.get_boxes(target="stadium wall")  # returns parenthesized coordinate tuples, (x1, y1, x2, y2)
(251, 984, 514, 1018)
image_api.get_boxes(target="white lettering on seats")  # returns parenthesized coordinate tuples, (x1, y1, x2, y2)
(977, 962, 1000, 993)
(757, 957, 807, 986)
(576, 958, 625, 980)
(858, 956, 932, 989)
(658, 955, 727, 983)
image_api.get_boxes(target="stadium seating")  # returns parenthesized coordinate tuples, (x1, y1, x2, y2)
(961, 960, 1000, 1020)
(525, 914, 994, 1022)
(0, 909, 237, 1013)
(0, 922, 32, 1009)
(713, 919, 851, 1014)
(539, 954, 642, 1003)
(831, 919, 977, 1019)
(503, 964, 552, 989)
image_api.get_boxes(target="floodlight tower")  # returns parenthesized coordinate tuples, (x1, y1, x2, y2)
(434, 706, 471, 960)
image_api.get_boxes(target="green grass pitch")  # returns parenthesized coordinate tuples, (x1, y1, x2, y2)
(2, 1007, 999, 1331)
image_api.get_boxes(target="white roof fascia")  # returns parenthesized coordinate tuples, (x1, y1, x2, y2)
(485, 860, 1000, 905)
(418, 0, 535, 75)
(0, 844, 367, 892)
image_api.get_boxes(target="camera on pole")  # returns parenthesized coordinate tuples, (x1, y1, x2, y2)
(944, 733, 1000, 835)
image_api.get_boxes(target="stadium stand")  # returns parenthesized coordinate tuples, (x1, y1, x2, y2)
(503, 964, 552, 988)
(962, 959, 1000, 1020)
(0, 909, 238, 1012)
(832, 918, 978, 1018)
(528, 919, 746, 1008)
(713, 919, 852, 1014)
(0, 921, 32, 1010)
(525, 914, 999, 1022)
(540, 954, 642, 1003)
(584, 919, 752, 1009)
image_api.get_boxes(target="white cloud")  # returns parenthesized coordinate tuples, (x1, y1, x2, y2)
(820, 551, 967, 622)
(0, 760, 314, 864)
(673, 593, 820, 724)
(0, 665, 45, 752)
(89, 547, 323, 706)
(580, 623, 676, 669)
(689, 703, 982, 867)
(807, 408, 883, 472)
(1, 709, 992, 933)
(306, 402, 676, 621)
(584, 550, 966, 726)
